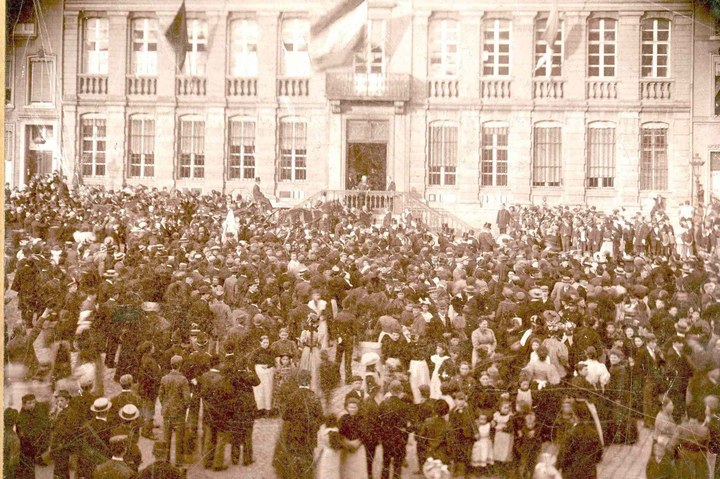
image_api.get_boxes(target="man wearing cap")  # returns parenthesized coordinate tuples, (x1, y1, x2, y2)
(159, 355, 191, 465)
(16, 393, 51, 479)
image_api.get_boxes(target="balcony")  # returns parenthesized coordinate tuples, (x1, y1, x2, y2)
(640, 79, 673, 100)
(227, 77, 257, 97)
(176, 76, 206, 96)
(126, 76, 157, 96)
(278, 77, 309, 97)
(586, 79, 618, 100)
(326, 73, 411, 102)
(480, 78, 512, 99)
(427, 78, 459, 98)
(78, 74, 108, 95)
(533, 77, 566, 99)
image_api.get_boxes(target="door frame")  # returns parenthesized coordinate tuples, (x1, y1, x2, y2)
(20, 119, 58, 186)
(345, 142, 388, 190)
(342, 116, 394, 191)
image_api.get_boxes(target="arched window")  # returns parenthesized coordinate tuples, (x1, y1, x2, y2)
(80, 114, 106, 177)
(279, 117, 307, 181)
(83, 17, 109, 74)
(533, 121, 562, 187)
(178, 115, 205, 179)
(640, 122, 669, 190)
(481, 121, 508, 187)
(128, 114, 155, 178)
(428, 121, 458, 186)
(228, 116, 256, 180)
(586, 121, 616, 188)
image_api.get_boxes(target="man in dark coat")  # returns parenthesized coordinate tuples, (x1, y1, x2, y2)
(92, 437, 134, 479)
(272, 370, 323, 479)
(137, 441, 182, 479)
(558, 401, 603, 479)
(334, 310, 358, 383)
(158, 355, 191, 465)
(226, 355, 260, 466)
(109, 375, 141, 428)
(48, 390, 82, 479)
(16, 394, 51, 479)
(79, 398, 115, 479)
(496, 204, 511, 234)
(378, 380, 412, 479)
(198, 355, 229, 470)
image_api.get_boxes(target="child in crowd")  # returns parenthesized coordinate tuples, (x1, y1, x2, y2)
(515, 372, 533, 413)
(493, 399, 515, 463)
(471, 409, 494, 470)
(319, 349, 340, 413)
(449, 391, 476, 477)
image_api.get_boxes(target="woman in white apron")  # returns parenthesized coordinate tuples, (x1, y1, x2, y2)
(251, 335, 275, 414)
(429, 343, 450, 399)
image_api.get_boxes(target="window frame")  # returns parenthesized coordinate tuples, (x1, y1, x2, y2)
(229, 18, 259, 78)
(713, 56, 720, 117)
(532, 122, 562, 187)
(641, 18, 671, 78)
(80, 114, 107, 177)
(280, 18, 311, 78)
(639, 123, 669, 191)
(27, 55, 55, 106)
(279, 117, 307, 182)
(428, 18, 460, 77)
(427, 120, 458, 187)
(177, 115, 205, 179)
(482, 18, 511, 77)
(184, 18, 208, 76)
(481, 122, 509, 187)
(83, 17, 109, 75)
(128, 114, 155, 179)
(587, 18, 617, 78)
(586, 122, 616, 189)
(131, 18, 159, 77)
(534, 17, 564, 77)
(227, 116, 256, 180)
(6, 55, 14, 107)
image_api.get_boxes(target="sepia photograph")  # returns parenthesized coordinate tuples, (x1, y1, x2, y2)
(3, 0, 720, 477)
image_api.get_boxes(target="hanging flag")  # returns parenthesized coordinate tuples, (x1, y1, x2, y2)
(310, 0, 367, 71)
(165, 1, 189, 71)
(535, 0, 559, 73)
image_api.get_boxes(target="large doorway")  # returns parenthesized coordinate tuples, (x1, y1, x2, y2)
(346, 143, 387, 190)
(25, 125, 53, 182)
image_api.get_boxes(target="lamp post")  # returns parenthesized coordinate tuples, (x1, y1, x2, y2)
(690, 153, 705, 207)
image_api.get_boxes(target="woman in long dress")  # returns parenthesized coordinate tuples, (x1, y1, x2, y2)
(299, 314, 324, 394)
(429, 343, 450, 399)
(338, 397, 368, 479)
(251, 335, 275, 415)
(315, 415, 342, 479)
(408, 335, 431, 403)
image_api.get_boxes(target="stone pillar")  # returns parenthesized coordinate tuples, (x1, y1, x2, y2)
(457, 110, 480, 202)
(157, 13, 178, 103)
(105, 105, 126, 190)
(154, 107, 176, 189)
(257, 14, 279, 101)
(617, 13, 642, 103)
(62, 13, 79, 102)
(411, 12, 430, 100)
(511, 13, 535, 102)
(562, 111, 586, 204)
(671, 14, 693, 104)
(564, 12, 589, 102)
(62, 105, 78, 185)
(617, 111, 640, 206)
(508, 111, 532, 202)
(205, 13, 228, 102)
(460, 14, 481, 99)
(107, 13, 129, 100)
(328, 114, 343, 190)
(204, 108, 226, 192)
(256, 106, 278, 192)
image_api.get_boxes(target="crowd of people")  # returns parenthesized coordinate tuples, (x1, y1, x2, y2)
(5, 172, 720, 479)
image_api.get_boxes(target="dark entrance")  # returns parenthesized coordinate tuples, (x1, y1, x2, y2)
(346, 143, 387, 190)
(25, 125, 53, 182)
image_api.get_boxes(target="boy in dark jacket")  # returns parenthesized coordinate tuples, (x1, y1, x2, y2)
(449, 391, 476, 477)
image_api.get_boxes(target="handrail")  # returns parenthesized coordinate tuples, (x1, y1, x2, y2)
(402, 192, 475, 233)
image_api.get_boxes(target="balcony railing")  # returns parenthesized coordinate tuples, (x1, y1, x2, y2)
(278, 77, 309, 97)
(176, 76, 207, 96)
(480, 78, 512, 99)
(586, 79, 618, 100)
(78, 74, 108, 95)
(326, 73, 411, 102)
(126, 76, 157, 96)
(227, 77, 257, 97)
(640, 79, 673, 100)
(533, 78, 566, 99)
(428, 78, 459, 98)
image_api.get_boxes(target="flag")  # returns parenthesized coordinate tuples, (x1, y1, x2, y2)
(535, 0, 559, 73)
(310, 0, 367, 71)
(165, 1, 189, 71)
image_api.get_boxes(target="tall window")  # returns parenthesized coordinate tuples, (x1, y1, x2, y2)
(429, 18, 459, 77)
(428, 121, 457, 186)
(6, 57, 13, 106)
(534, 18, 563, 77)
(533, 124, 562, 187)
(483, 19, 510, 76)
(228, 118, 255, 180)
(132, 18, 158, 76)
(279, 118, 307, 181)
(587, 124, 615, 188)
(178, 116, 205, 179)
(588, 18, 616, 77)
(481, 124, 508, 187)
(81, 115, 106, 176)
(128, 115, 154, 178)
(714, 58, 720, 116)
(281, 18, 310, 77)
(230, 19, 258, 77)
(184, 19, 207, 76)
(29, 57, 54, 104)
(641, 18, 670, 78)
(84, 18, 109, 74)
(640, 125, 668, 190)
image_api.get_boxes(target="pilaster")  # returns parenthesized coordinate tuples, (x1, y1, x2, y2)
(257, 14, 280, 101)
(107, 13, 129, 101)
(617, 12, 642, 103)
